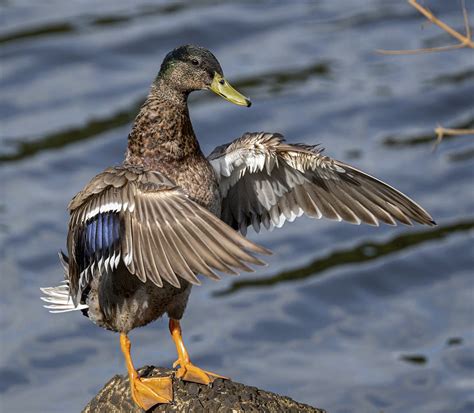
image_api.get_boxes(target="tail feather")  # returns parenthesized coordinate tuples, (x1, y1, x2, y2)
(40, 281, 88, 313)
(40, 283, 88, 313)
(40, 251, 88, 314)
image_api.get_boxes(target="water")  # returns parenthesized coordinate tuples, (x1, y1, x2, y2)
(1, 1, 473, 412)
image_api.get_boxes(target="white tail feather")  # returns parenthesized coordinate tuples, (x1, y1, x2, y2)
(40, 283, 88, 314)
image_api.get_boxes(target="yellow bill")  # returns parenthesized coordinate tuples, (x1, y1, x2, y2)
(209, 73, 251, 107)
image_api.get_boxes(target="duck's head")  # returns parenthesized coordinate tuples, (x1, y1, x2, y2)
(156, 45, 251, 107)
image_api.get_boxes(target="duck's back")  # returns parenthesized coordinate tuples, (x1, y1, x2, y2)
(156, 154, 221, 216)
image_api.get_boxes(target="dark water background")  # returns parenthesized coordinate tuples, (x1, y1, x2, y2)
(1, 1, 473, 412)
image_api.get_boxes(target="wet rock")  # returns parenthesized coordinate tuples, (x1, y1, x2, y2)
(83, 366, 326, 413)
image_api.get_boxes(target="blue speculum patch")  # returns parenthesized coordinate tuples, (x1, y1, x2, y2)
(84, 212, 121, 259)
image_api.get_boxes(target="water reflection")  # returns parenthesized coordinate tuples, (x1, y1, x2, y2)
(217, 219, 474, 296)
(1, 0, 473, 412)
(400, 354, 428, 365)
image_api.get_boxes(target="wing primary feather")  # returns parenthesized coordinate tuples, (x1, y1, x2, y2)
(177, 197, 271, 257)
(323, 182, 374, 225)
(164, 222, 202, 284)
(340, 185, 397, 226)
(151, 203, 188, 287)
(357, 185, 414, 225)
(308, 185, 344, 222)
(295, 184, 323, 219)
(193, 214, 265, 267)
(139, 219, 164, 288)
(173, 225, 222, 280)
(148, 225, 178, 288)
(138, 196, 165, 287)
(161, 202, 221, 280)
(182, 212, 255, 272)
(161, 221, 200, 285)
(181, 222, 242, 274)
(140, 199, 180, 287)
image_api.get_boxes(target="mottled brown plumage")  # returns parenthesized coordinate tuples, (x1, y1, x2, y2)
(42, 44, 435, 410)
(125, 69, 219, 213)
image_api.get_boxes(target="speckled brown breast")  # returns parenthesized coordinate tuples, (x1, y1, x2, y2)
(125, 92, 222, 216)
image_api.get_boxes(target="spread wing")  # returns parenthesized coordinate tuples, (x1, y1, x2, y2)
(208, 132, 435, 235)
(66, 165, 270, 305)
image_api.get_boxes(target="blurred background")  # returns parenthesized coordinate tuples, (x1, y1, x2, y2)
(1, 0, 473, 412)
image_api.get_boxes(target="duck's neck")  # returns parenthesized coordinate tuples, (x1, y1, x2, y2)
(125, 79, 202, 168)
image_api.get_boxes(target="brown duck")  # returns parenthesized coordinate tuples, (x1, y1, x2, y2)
(41, 45, 435, 410)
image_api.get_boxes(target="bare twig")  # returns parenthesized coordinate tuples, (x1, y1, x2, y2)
(462, 0, 472, 39)
(433, 126, 474, 150)
(378, 43, 464, 55)
(376, 2, 474, 151)
(377, 0, 474, 55)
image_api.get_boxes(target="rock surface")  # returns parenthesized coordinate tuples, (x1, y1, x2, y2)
(83, 366, 326, 413)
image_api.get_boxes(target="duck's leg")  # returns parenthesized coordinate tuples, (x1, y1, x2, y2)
(120, 333, 173, 409)
(169, 319, 228, 384)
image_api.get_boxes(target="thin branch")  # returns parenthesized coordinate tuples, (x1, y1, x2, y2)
(462, 0, 471, 39)
(377, 0, 474, 55)
(433, 126, 474, 150)
(408, 0, 473, 46)
(377, 43, 464, 55)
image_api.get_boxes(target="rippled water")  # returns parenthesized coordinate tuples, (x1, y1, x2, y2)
(1, 1, 473, 412)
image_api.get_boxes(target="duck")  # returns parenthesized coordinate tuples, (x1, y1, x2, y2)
(41, 44, 435, 410)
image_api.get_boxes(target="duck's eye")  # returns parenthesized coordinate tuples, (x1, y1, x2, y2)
(191, 59, 199, 66)
(219, 79, 225, 85)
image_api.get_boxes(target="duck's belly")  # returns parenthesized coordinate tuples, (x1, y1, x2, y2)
(86, 263, 191, 333)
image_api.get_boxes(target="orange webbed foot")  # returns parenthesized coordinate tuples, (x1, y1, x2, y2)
(130, 375, 173, 410)
(173, 359, 228, 385)
(169, 319, 229, 385)
(120, 333, 173, 410)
